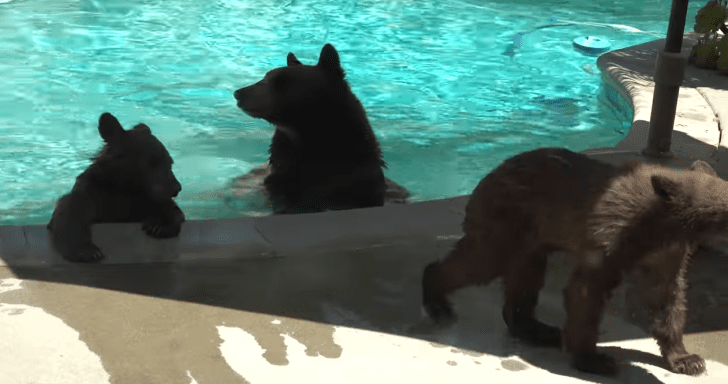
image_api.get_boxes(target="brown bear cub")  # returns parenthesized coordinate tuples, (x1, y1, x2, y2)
(422, 147, 725, 376)
(47, 112, 185, 263)
(233, 43, 409, 214)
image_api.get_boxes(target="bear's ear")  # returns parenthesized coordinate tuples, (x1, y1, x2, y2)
(98, 112, 125, 143)
(317, 43, 343, 76)
(651, 174, 683, 201)
(131, 123, 152, 134)
(287, 53, 302, 66)
(688, 159, 717, 177)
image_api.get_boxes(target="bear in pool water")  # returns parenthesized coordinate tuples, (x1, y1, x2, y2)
(232, 43, 409, 214)
(47, 112, 185, 262)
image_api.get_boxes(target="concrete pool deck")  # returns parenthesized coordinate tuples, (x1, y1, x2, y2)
(589, 32, 728, 171)
(2, 32, 728, 383)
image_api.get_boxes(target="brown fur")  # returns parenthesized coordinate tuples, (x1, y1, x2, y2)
(47, 113, 184, 263)
(422, 147, 727, 375)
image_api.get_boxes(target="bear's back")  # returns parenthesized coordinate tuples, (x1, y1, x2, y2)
(463, 148, 625, 250)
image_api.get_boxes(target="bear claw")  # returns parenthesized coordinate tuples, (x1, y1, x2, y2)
(142, 222, 181, 239)
(423, 302, 457, 327)
(667, 354, 706, 375)
(67, 245, 105, 263)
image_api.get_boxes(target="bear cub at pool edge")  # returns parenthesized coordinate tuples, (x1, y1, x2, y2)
(422, 147, 726, 376)
(47, 112, 185, 263)
(233, 43, 409, 214)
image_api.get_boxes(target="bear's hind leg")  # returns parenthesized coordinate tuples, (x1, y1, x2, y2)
(502, 249, 561, 347)
(648, 253, 706, 375)
(423, 231, 504, 326)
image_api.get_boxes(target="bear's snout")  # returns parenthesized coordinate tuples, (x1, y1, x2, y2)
(234, 88, 244, 100)
(170, 178, 182, 197)
(234, 87, 250, 111)
(234, 85, 271, 120)
(150, 176, 181, 201)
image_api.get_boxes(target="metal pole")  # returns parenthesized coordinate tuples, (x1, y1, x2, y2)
(642, 0, 690, 158)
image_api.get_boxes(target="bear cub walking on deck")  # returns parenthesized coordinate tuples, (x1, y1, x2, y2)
(47, 112, 185, 263)
(422, 147, 727, 376)
(233, 43, 409, 214)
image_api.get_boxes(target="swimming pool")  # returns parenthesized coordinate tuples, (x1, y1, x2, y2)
(0, 0, 705, 225)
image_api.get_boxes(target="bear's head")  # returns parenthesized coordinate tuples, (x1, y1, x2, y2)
(233, 44, 356, 131)
(88, 113, 181, 202)
(650, 159, 728, 234)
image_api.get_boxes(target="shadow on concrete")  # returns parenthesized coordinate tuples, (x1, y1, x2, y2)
(5, 234, 727, 382)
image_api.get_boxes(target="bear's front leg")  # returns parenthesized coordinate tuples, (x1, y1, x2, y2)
(648, 253, 706, 375)
(563, 265, 623, 375)
(48, 194, 105, 263)
(143, 200, 185, 239)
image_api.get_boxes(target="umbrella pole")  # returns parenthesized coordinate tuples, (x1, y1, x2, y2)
(642, 0, 690, 158)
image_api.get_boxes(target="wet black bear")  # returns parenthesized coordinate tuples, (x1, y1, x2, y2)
(47, 112, 185, 262)
(233, 43, 409, 214)
(422, 147, 725, 376)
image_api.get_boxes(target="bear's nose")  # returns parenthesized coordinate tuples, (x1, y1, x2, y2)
(172, 180, 182, 197)
(233, 88, 242, 100)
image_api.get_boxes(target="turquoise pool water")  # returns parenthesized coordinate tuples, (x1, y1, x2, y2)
(0, 0, 704, 225)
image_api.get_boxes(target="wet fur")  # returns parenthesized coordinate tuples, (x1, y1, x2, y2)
(233, 44, 409, 214)
(47, 113, 185, 263)
(422, 147, 724, 376)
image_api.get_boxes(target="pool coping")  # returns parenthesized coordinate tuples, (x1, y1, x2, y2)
(2, 32, 728, 267)
(0, 196, 469, 266)
(593, 32, 728, 170)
